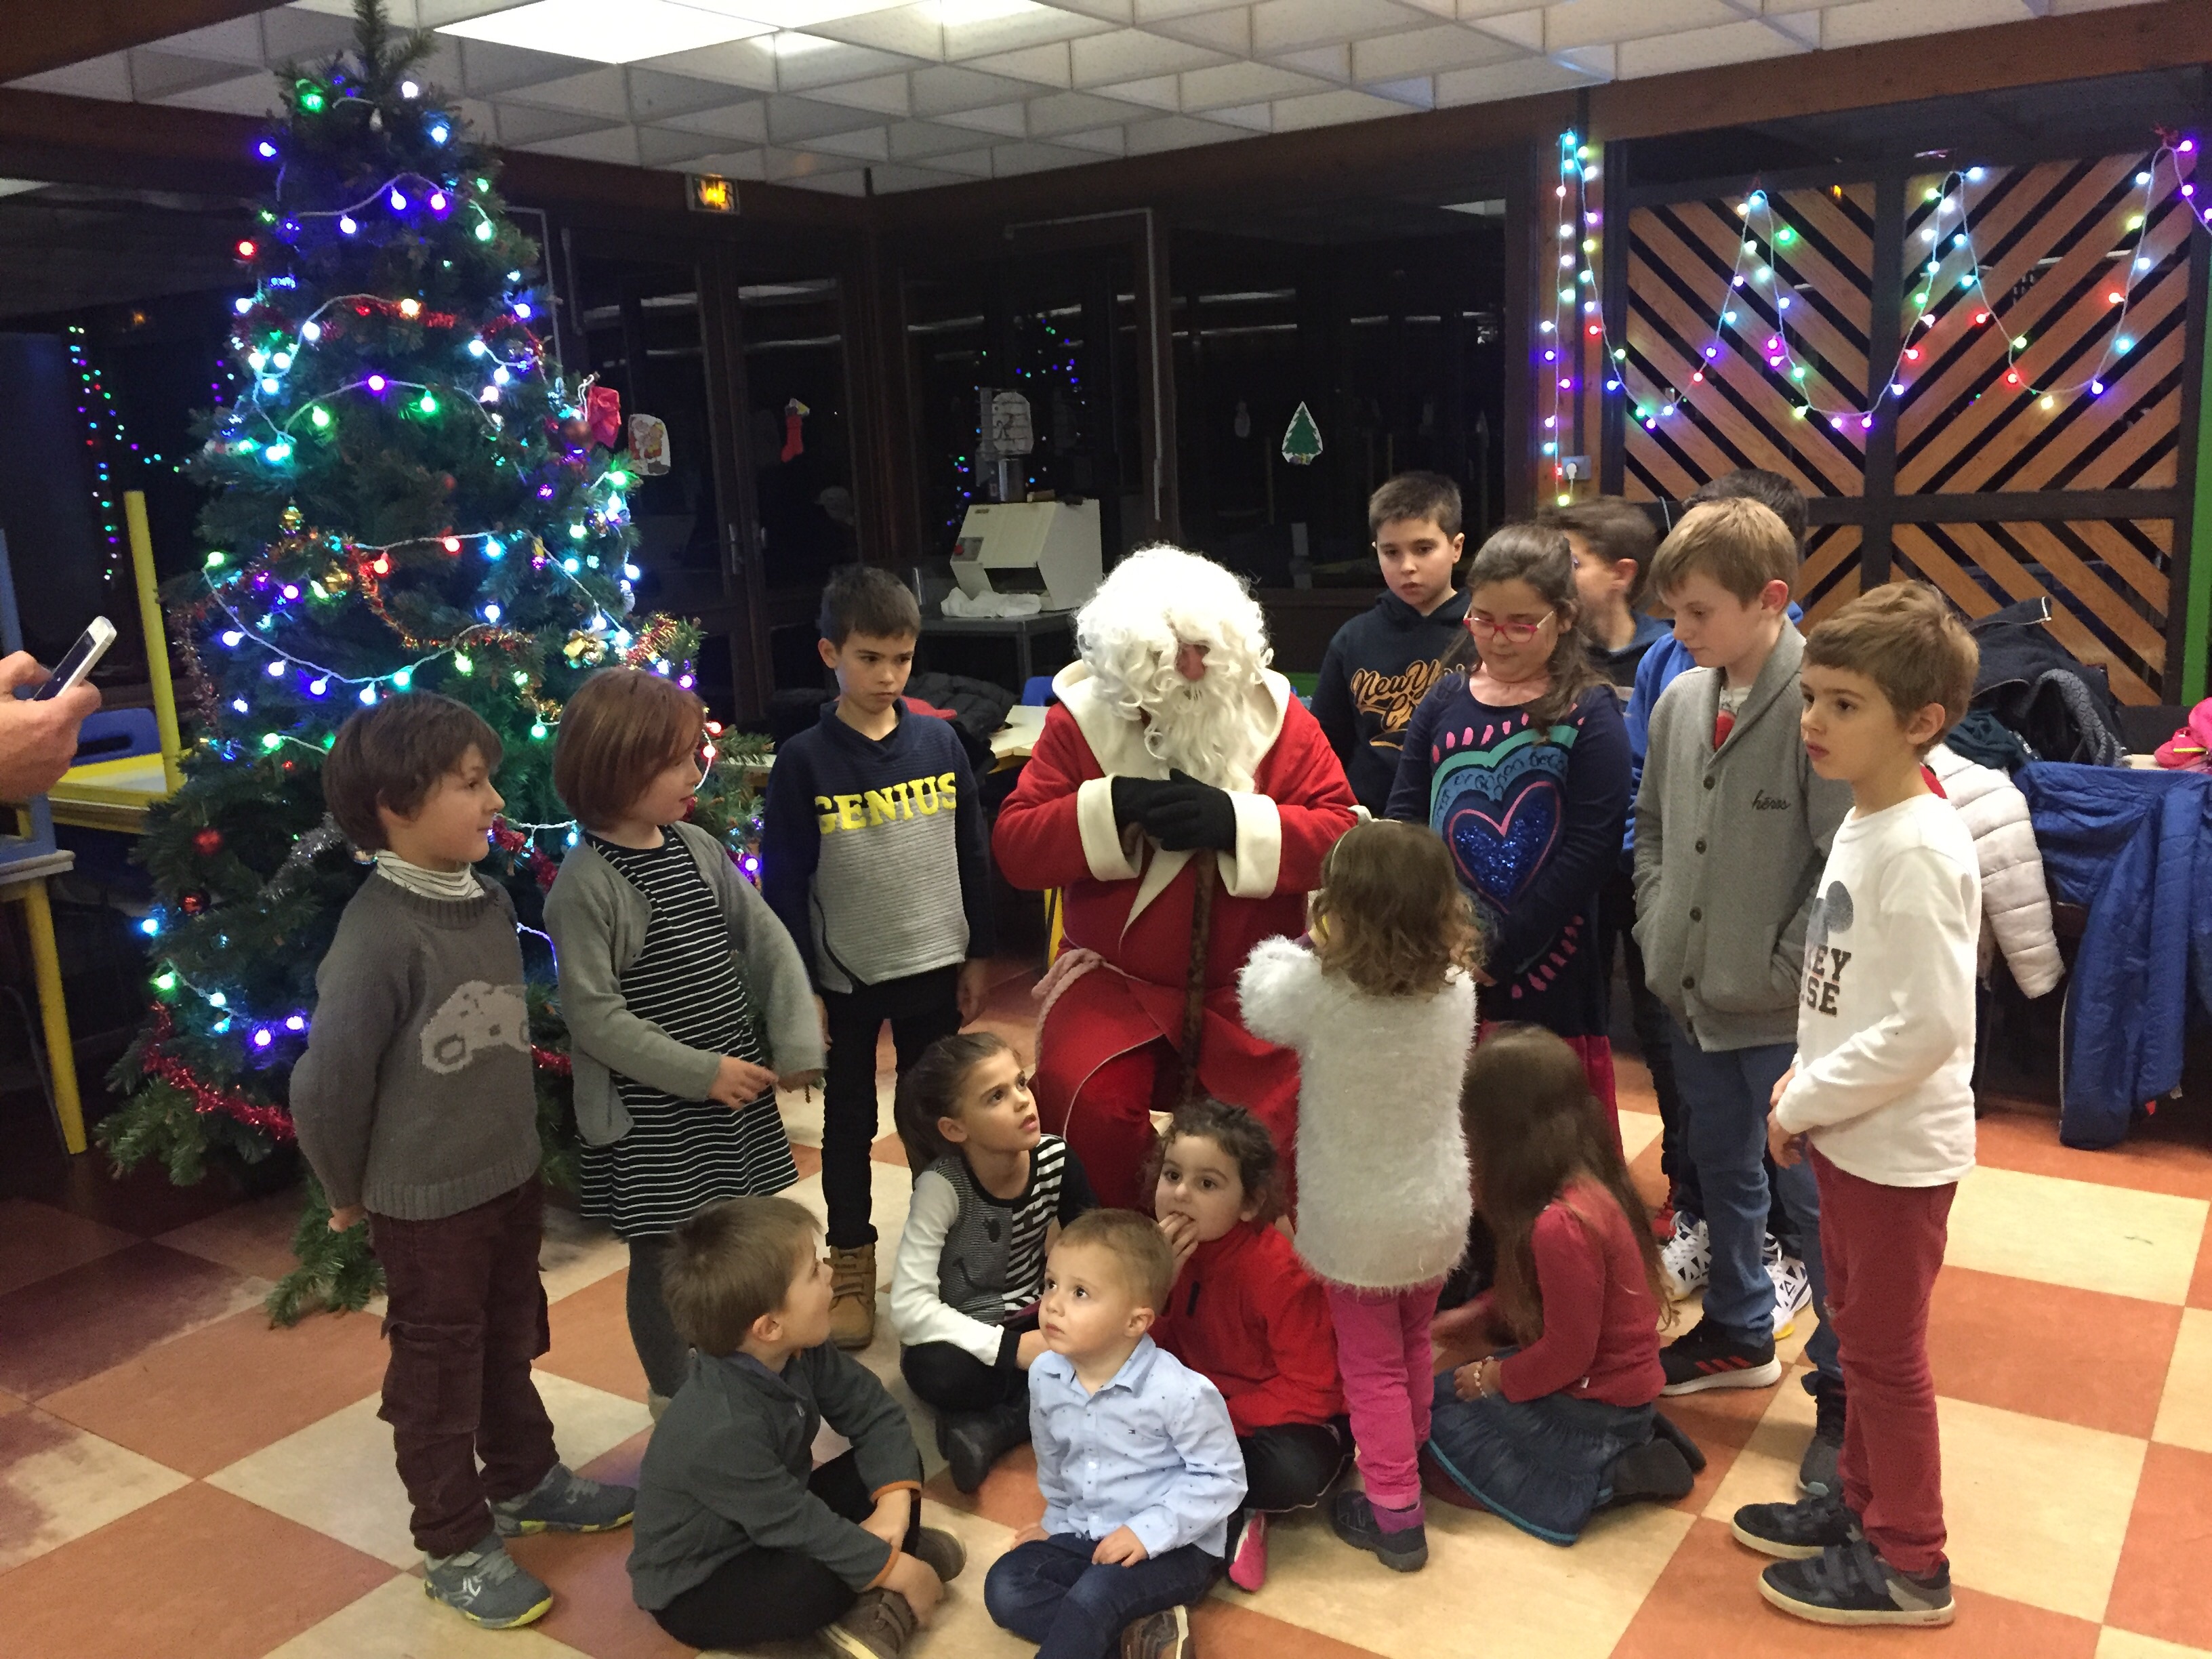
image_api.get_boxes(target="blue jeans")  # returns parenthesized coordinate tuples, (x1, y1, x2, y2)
(1670, 1033, 1839, 1382)
(985, 1533, 1218, 1659)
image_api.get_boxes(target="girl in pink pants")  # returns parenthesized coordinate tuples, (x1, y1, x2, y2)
(1238, 819, 1481, 1572)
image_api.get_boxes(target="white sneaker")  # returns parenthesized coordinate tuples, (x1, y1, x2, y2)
(1766, 1238, 1812, 1341)
(1662, 1214, 1711, 1296)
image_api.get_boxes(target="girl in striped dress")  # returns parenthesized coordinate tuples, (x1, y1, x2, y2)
(546, 670, 823, 1414)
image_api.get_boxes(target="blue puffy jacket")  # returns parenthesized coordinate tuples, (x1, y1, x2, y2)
(2016, 763, 2212, 1147)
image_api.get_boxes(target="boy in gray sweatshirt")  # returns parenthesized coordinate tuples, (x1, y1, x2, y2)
(291, 695, 634, 1631)
(1633, 502, 1850, 1450)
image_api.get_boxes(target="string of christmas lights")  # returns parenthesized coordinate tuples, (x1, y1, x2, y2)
(65, 325, 171, 590)
(1542, 128, 2199, 500)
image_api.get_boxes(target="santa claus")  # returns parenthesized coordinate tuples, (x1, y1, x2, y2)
(994, 546, 1359, 1207)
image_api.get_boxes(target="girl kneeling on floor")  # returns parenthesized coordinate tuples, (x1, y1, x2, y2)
(1425, 1024, 1702, 1544)
(890, 1031, 1097, 1494)
(1148, 1099, 1349, 1593)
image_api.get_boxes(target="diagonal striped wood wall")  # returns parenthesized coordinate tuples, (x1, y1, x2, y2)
(1602, 149, 2196, 704)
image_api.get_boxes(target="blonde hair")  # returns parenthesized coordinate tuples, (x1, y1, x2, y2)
(1803, 583, 1980, 755)
(1309, 819, 1481, 998)
(1649, 497, 1797, 605)
(1054, 1209, 1179, 1312)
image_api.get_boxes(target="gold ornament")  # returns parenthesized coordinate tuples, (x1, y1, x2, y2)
(322, 562, 353, 592)
(280, 501, 304, 534)
(562, 630, 607, 667)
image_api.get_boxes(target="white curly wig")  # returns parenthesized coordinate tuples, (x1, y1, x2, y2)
(1074, 544, 1272, 785)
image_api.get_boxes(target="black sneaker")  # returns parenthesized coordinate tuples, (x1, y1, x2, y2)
(1799, 1374, 1846, 1498)
(1660, 1320, 1782, 1395)
(1730, 1490, 1862, 1559)
(1329, 1490, 1427, 1572)
(1760, 1538, 1955, 1628)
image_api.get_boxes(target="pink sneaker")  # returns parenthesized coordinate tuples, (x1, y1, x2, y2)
(1227, 1510, 1267, 1591)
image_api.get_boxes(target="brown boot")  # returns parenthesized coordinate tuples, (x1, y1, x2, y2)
(828, 1243, 877, 1350)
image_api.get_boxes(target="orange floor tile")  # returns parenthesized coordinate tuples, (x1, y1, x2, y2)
(3, 958, 2211, 1659)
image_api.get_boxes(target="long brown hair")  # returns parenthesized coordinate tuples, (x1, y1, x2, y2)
(893, 1029, 1017, 1173)
(1309, 819, 1482, 998)
(1461, 1024, 1672, 1343)
(1458, 522, 1606, 733)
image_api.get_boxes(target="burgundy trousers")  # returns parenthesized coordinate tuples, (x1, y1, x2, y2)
(369, 1176, 558, 1556)
(1812, 1147, 1955, 1577)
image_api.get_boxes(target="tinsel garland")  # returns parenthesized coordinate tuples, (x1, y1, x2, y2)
(141, 1002, 299, 1141)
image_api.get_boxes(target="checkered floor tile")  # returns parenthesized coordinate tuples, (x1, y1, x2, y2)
(4, 964, 2211, 1659)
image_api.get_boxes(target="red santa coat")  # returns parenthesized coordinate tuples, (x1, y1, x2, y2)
(994, 665, 1357, 1195)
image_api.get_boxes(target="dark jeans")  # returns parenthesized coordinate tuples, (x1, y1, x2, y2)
(821, 965, 963, 1248)
(652, 1452, 922, 1648)
(985, 1532, 1218, 1659)
(369, 1177, 558, 1557)
(626, 1235, 689, 1399)
(1599, 867, 1692, 1206)
(902, 1326, 1032, 1415)
(1241, 1420, 1347, 1513)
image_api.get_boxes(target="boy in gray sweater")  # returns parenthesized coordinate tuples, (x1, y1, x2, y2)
(291, 694, 634, 1631)
(1633, 502, 1851, 1453)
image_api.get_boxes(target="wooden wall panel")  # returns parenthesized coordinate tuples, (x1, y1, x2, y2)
(1623, 186, 1874, 503)
(1890, 519, 2172, 703)
(1896, 157, 2190, 494)
(1797, 524, 1865, 628)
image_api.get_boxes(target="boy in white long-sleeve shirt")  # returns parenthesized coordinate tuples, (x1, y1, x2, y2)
(1729, 583, 1982, 1631)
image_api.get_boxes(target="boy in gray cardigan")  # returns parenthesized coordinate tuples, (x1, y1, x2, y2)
(632, 1195, 964, 1656)
(1634, 502, 1851, 1447)
(291, 695, 634, 1631)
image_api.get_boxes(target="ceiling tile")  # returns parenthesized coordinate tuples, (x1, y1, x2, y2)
(1024, 88, 1166, 134)
(1432, 53, 1600, 106)
(760, 144, 867, 184)
(1269, 45, 1349, 82)
(152, 17, 270, 66)
(962, 42, 1075, 87)
(260, 9, 365, 62)
(1818, 0, 2036, 49)
(911, 144, 998, 177)
(1543, 0, 1748, 52)
(936, 101, 1031, 138)
(1090, 73, 1181, 110)
(886, 118, 1004, 159)
(1202, 100, 1275, 130)
(869, 161, 977, 190)
(808, 125, 894, 161)
(495, 64, 630, 118)
(1132, 0, 1251, 20)
(909, 64, 1046, 115)
(1068, 28, 1231, 85)
(7, 54, 136, 99)
(455, 38, 598, 96)
(489, 102, 615, 144)
(1175, 59, 1330, 110)
(990, 138, 1106, 175)
(683, 146, 769, 178)
(638, 38, 779, 91)
(1364, 75, 1436, 107)
(626, 66, 760, 121)
(1460, 6, 1543, 51)
(1267, 85, 1410, 131)
(657, 100, 773, 142)
(1052, 125, 1128, 155)
(794, 5, 947, 58)
(636, 123, 741, 165)
(155, 75, 285, 117)
(765, 92, 893, 142)
(1145, 8, 1252, 53)
(942, 8, 1120, 60)
(520, 123, 642, 164)
(1251, 0, 1430, 58)
(126, 47, 262, 100)
(1616, 18, 1806, 80)
(802, 72, 916, 115)
(1120, 110, 1254, 153)
(1353, 22, 1523, 81)
(766, 38, 923, 92)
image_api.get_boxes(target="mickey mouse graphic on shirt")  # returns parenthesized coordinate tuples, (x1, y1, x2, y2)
(1801, 880, 1856, 1017)
(418, 980, 531, 1075)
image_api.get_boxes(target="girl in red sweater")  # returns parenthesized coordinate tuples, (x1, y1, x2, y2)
(1147, 1100, 1347, 1592)
(1425, 1025, 1702, 1544)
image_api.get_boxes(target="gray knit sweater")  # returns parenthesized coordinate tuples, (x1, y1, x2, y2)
(290, 876, 541, 1221)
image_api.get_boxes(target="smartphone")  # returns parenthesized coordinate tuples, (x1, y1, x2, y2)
(33, 617, 116, 701)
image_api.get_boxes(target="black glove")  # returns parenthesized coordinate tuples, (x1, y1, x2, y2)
(1111, 775, 1173, 831)
(1143, 769, 1239, 853)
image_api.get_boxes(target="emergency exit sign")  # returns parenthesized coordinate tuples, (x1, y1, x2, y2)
(688, 174, 736, 214)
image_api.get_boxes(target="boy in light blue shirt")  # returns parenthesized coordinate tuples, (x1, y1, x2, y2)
(984, 1210, 1244, 1659)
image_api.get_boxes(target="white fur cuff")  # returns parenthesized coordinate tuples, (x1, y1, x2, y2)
(1076, 777, 1144, 882)
(1221, 792, 1283, 898)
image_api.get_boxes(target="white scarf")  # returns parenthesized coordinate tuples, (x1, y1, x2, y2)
(374, 852, 487, 903)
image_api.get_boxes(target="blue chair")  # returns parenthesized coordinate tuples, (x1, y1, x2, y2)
(1021, 676, 1058, 706)
(72, 707, 161, 764)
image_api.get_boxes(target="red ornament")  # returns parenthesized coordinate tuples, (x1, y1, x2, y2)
(194, 828, 224, 855)
(181, 893, 205, 913)
(586, 384, 623, 448)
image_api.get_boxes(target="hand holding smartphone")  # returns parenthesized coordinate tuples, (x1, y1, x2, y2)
(32, 618, 115, 701)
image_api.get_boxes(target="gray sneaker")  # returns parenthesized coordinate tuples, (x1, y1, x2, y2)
(819, 1587, 916, 1658)
(424, 1534, 554, 1629)
(491, 1462, 636, 1536)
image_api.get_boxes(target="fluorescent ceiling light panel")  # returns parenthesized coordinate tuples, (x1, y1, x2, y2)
(437, 1, 772, 64)
(692, 1, 911, 22)
(933, 0, 1044, 20)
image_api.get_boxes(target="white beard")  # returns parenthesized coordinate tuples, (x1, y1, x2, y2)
(1132, 665, 1265, 790)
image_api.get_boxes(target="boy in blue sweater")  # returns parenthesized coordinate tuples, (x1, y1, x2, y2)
(760, 567, 996, 1351)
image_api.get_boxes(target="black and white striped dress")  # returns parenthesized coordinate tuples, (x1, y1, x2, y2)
(577, 834, 798, 1237)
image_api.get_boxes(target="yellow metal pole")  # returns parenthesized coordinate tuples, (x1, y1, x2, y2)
(20, 881, 84, 1153)
(123, 491, 182, 796)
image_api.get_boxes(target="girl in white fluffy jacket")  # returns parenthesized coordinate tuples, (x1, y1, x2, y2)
(1238, 819, 1479, 1574)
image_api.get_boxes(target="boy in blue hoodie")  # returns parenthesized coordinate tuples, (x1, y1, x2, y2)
(1311, 472, 1470, 815)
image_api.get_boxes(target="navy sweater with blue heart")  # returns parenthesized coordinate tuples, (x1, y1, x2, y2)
(1385, 680, 1631, 1040)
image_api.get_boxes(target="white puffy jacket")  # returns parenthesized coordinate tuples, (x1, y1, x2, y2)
(1926, 743, 2064, 998)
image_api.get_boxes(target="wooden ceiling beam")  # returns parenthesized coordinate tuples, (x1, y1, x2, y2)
(0, 0, 295, 84)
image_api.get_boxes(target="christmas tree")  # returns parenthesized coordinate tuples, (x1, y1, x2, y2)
(96, 2, 762, 1322)
(1281, 401, 1324, 466)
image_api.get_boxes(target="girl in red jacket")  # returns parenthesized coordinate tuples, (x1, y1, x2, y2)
(1147, 1099, 1347, 1592)
(1425, 1025, 1703, 1544)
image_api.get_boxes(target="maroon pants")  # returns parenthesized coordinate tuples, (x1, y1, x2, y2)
(369, 1177, 558, 1557)
(1813, 1148, 1954, 1576)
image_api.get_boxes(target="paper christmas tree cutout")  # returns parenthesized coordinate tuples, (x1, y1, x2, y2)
(1282, 401, 1323, 466)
